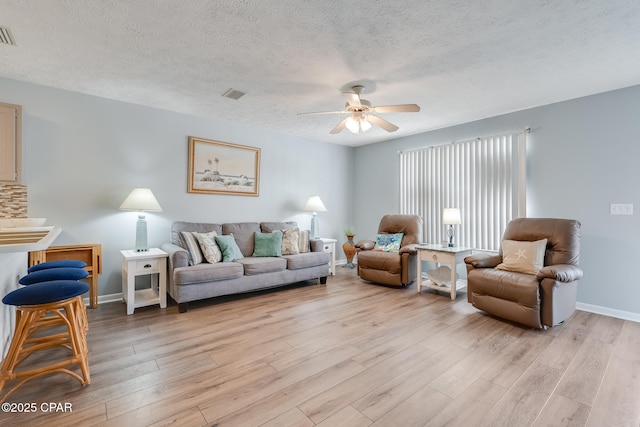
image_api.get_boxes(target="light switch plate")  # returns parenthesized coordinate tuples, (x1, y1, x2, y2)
(610, 203, 634, 215)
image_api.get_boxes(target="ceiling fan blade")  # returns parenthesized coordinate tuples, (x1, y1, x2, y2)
(371, 104, 420, 113)
(342, 92, 361, 107)
(368, 115, 399, 132)
(329, 117, 350, 134)
(297, 110, 348, 116)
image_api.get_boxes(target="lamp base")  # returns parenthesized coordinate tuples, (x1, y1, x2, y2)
(310, 213, 319, 239)
(447, 225, 456, 248)
(135, 214, 149, 252)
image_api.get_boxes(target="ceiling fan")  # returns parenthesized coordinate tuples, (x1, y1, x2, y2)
(298, 85, 420, 134)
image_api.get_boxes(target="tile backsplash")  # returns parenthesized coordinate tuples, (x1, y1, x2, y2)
(0, 184, 27, 218)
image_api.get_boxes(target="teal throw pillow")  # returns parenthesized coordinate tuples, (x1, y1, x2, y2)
(374, 233, 404, 252)
(214, 234, 245, 262)
(253, 231, 283, 257)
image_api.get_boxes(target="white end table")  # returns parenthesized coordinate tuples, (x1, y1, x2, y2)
(319, 238, 337, 275)
(416, 244, 473, 300)
(121, 248, 168, 315)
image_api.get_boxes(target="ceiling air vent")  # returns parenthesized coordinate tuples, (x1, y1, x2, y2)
(222, 88, 246, 100)
(0, 27, 16, 46)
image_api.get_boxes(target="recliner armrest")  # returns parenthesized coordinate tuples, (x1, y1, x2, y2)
(355, 240, 376, 251)
(399, 243, 419, 255)
(536, 264, 583, 282)
(464, 252, 502, 268)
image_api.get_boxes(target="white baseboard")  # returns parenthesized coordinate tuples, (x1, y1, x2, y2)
(84, 292, 123, 306)
(577, 302, 640, 323)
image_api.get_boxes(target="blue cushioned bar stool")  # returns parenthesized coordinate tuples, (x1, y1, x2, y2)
(20, 267, 89, 284)
(0, 281, 91, 403)
(19, 267, 90, 332)
(28, 259, 87, 273)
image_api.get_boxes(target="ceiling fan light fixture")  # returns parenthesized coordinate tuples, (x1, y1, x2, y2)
(360, 116, 372, 132)
(299, 84, 418, 134)
(345, 117, 360, 134)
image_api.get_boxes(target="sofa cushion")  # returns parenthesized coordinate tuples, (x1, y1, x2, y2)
(261, 221, 298, 233)
(253, 231, 283, 257)
(214, 234, 245, 262)
(284, 251, 330, 270)
(281, 228, 300, 255)
(173, 262, 243, 285)
(238, 257, 286, 275)
(222, 223, 261, 257)
(195, 231, 222, 264)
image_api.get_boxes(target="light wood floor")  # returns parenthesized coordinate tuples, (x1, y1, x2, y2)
(2, 267, 639, 427)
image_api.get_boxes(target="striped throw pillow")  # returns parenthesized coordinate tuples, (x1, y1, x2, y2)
(298, 229, 310, 253)
(180, 231, 204, 265)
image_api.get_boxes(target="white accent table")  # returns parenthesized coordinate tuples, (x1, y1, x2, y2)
(319, 238, 337, 275)
(121, 248, 168, 315)
(416, 244, 473, 300)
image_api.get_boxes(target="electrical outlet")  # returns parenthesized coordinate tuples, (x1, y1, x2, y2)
(610, 203, 634, 215)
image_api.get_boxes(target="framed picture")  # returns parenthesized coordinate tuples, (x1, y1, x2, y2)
(188, 136, 261, 196)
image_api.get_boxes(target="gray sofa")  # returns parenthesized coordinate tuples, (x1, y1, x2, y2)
(161, 221, 330, 312)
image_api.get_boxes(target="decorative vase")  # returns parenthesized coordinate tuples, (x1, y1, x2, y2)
(342, 234, 357, 268)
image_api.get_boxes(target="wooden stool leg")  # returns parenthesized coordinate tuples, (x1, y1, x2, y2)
(66, 297, 90, 384)
(0, 297, 90, 403)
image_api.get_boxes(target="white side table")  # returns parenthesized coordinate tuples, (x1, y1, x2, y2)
(121, 248, 168, 315)
(416, 244, 473, 300)
(319, 238, 337, 275)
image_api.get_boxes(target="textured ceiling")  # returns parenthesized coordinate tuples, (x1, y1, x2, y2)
(1, 1, 640, 147)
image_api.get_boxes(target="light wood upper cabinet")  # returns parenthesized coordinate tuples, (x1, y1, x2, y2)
(0, 102, 22, 183)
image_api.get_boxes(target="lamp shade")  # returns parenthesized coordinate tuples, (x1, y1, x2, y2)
(119, 188, 163, 212)
(442, 208, 461, 225)
(303, 196, 327, 213)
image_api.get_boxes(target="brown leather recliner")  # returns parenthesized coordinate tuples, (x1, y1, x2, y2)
(356, 214, 423, 287)
(464, 218, 583, 329)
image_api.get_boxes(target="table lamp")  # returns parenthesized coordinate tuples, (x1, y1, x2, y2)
(443, 208, 461, 247)
(119, 188, 163, 251)
(303, 195, 327, 239)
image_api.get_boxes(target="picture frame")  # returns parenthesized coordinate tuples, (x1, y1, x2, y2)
(188, 136, 261, 196)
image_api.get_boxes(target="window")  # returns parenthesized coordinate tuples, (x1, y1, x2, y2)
(399, 131, 527, 251)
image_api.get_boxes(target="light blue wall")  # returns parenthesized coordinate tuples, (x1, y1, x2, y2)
(354, 85, 640, 317)
(0, 77, 354, 296)
(3, 75, 640, 317)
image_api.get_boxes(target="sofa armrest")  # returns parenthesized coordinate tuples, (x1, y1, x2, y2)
(464, 252, 502, 268)
(161, 243, 189, 269)
(309, 239, 324, 252)
(399, 243, 419, 256)
(536, 264, 583, 283)
(355, 240, 376, 251)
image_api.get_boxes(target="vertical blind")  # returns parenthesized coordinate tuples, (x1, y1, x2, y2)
(399, 131, 527, 251)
